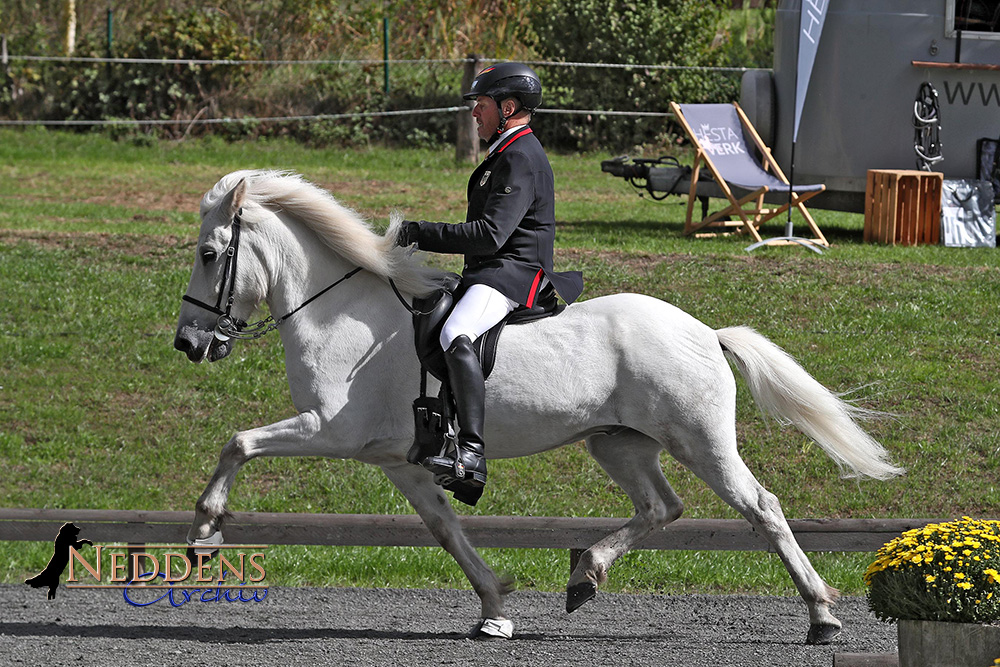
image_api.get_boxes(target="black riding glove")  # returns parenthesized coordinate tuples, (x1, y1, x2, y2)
(396, 220, 420, 247)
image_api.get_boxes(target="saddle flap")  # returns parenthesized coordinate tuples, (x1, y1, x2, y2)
(475, 287, 564, 380)
(412, 273, 461, 381)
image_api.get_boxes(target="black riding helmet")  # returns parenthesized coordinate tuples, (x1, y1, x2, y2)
(463, 62, 542, 134)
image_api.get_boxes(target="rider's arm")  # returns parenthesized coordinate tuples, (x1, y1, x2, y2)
(405, 153, 533, 255)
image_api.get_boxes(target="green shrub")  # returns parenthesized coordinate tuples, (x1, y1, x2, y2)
(528, 0, 739, 150)
(0, 2, 774, 149)
(10, 8, 256, 135)
(118, 8, 256, 117)
(716, 4, 776, 70)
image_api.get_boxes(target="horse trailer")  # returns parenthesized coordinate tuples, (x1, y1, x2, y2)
(741, 0, 1000, 211)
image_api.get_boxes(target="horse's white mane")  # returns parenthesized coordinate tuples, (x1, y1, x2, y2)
(201, 169, 445, 297)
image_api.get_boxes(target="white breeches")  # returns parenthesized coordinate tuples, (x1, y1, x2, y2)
(440, 284, 518, 351)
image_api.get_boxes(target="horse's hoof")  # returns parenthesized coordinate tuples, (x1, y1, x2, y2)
(566, 582, 597, 613)
(186, 530, 224, 562)
(471, 617, 513, 640)
(806, 622, 841, 645)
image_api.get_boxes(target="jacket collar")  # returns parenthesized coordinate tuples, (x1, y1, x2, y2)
(486, 125, 532, 158)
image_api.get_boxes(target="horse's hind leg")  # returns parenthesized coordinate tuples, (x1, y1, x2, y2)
(567, 429, 683, 612)
(680, 439, 842, 645)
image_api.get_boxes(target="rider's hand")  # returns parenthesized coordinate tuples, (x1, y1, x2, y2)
(396, 221, 419, 247)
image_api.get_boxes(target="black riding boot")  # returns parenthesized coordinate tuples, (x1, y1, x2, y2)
(424, 335, 488, 488)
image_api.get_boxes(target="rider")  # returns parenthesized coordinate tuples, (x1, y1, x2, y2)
(397, 62, 584, 494)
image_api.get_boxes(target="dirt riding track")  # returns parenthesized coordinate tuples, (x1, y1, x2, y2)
(1, 584, 896, 666)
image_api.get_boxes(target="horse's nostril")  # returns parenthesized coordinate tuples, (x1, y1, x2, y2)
(174, 334, 192, 353)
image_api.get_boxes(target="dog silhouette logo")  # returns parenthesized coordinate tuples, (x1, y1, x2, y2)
(24, 522, 93, 599)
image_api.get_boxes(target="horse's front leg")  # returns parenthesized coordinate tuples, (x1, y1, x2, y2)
(380, 462, 514, 638)
(188, 411, 322, 543)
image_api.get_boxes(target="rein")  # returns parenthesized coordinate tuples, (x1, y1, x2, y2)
(182, 210, 363, 341)
(388, 278, 438, 316)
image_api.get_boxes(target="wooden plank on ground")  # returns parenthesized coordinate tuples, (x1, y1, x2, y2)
(833, 653, 898, 667)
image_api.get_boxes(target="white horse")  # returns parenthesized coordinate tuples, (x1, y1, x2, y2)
(174, 169, 903, 643)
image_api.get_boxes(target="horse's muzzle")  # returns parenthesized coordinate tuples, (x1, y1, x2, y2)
(174, 326, 233, 363)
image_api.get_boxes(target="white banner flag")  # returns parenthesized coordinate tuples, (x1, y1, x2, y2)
(794, 0, 829, 142)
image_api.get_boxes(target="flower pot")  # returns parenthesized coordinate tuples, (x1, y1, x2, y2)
(897, 619, 1000, 667)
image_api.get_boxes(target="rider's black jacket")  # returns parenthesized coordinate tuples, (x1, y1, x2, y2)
(409, 127, 583, 308)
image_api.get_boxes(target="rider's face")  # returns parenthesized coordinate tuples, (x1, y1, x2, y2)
(472, 96, 500, 141)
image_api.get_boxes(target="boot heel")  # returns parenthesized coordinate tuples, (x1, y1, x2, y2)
(465, 469, 487, 487)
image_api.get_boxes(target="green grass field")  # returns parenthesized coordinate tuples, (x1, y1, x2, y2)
(2, 128, 999, 597)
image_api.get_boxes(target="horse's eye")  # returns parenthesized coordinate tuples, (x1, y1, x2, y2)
(201, 249, 219, 264)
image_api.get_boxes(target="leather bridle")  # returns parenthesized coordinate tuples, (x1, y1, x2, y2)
(182, 210, 362, 341)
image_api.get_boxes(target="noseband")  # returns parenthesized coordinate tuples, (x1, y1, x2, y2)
(182, 210, 362, 341)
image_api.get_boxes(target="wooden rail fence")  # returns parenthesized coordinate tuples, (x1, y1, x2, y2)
(5, 509, 915, 667)
(0, 508, 936, 555)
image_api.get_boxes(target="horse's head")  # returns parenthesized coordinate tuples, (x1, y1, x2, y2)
(174, 175, 265, 363)
(175, 169, 446, 363)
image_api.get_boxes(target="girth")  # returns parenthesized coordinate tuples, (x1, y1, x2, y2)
(411, 273, 563, 383)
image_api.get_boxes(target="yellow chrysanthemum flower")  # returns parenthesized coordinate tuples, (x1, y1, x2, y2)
(867, 518, 1000, 623)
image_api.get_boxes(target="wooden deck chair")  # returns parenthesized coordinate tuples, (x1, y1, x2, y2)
(670, 101, 829, 247)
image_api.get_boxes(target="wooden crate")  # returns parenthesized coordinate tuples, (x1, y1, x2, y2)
(864, 169, 943, 245)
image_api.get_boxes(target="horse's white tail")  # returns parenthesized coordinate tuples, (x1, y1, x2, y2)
(716, 326, 904, 481)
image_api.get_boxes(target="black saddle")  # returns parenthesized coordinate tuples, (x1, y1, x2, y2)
(411, 273, 563, 383)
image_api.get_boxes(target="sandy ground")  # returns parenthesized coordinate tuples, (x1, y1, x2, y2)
(0, 584, 897, 666)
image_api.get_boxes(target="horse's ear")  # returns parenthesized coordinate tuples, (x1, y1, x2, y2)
(220, 178, 247, 224)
